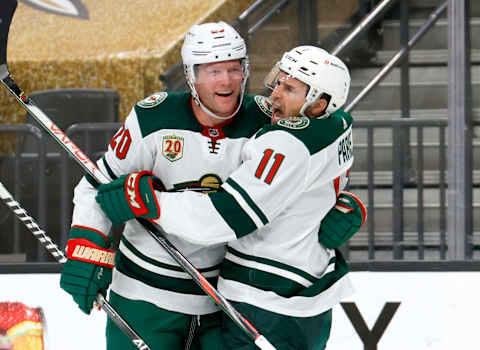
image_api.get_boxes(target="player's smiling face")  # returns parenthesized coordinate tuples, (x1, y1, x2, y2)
(269, 71, 309, 124)
(194, 60, 244, 117)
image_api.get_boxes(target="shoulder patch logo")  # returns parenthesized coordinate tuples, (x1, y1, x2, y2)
(277, 116, 310, 130)
(162, 135, 184, 162)
(342, 117, 348, 130)
(137, 92, 168, 108)
(254, 95, 272, 117)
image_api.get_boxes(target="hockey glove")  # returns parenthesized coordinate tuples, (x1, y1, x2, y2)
(95, 171, 165, 226)
(60, 226, 115, 314)
(318, 191, 367, 249)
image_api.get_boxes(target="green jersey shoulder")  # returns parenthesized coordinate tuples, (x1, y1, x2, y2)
(134, 91, 200, 137)
(255, 109, 353, 155)
(133, 92, 272, 139)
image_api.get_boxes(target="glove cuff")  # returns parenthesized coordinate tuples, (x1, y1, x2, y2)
(69, 225, 110, 248)
(341, 191, 367, 227)
(124, 171, 161, 219)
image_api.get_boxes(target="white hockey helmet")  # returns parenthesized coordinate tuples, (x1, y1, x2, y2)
(181, 21, 250, 120)
(264, 45, 350, 117)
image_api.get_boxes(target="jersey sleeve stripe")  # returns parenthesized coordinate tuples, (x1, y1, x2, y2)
(209, 191, 257, 238)
(84, 173, 99, 189)
(224, 252, 313, 289)
(225, 178, 268, 225)
(221, 249, 349, 301)
(297, 250, 349, 298)
(101, 156, 118, 180)
(226, 247, 318, 283)
(221, 253, 345, 299)
(221, 259, 306, 297)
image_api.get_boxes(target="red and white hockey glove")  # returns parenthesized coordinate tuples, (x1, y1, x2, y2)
(60, 226, 115, 314)
(95, 171, 165, 226)
(318, 191, 367, 249)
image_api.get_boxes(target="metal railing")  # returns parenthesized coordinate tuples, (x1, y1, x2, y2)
(0, 125, 47, 261)
(346, 118, 450, 261)
(0, 123, 119, 262)
(344, 1, 448, 112)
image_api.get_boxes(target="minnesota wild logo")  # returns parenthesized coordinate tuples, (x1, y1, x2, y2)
(254, 95, 272, 117)
(137, 92, 168, 108)
(277, 116, 310, 130)
(162, 135, 184, 162)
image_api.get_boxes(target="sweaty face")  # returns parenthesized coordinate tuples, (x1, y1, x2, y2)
(269, 71, 309, 124)
(194, 60, 244, 117)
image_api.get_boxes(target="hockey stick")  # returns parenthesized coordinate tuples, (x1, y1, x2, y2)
(0, 181, 151, 350)
(0, 1, 275, 349)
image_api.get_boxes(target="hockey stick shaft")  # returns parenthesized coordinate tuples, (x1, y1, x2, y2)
(0, 180, 151, 350)
(0, 2, 274, 348)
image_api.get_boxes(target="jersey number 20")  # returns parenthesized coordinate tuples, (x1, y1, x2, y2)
(110, 125, 132, 159)
(255, 149, 285, 185)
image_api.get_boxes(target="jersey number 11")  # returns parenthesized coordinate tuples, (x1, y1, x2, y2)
(255, 149, 285, 185)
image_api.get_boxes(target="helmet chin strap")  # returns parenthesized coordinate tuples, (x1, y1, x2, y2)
(299, 91, 330, 119)
(197, 91, 244, 120)
(299, 101, 312, 118)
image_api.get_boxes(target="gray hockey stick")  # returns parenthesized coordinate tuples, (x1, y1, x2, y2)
(0, 181, 151, 350)
(0, 1, 275, 348)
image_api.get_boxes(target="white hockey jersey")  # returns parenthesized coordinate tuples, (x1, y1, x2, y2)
(157, 111, 355, 317)
(71, 92, 271, 315)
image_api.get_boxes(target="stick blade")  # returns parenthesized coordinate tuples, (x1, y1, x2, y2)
(0, 0, 17, 65)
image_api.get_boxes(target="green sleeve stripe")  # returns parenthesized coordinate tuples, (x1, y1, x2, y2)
(209, 191, 257, 238)
(101, 156, 118, 180)
(84, 173, 99, 189)
(220, 259, 305, 297)
(227, 246, 319, 283)
(298, 249, 350, 297)
(116, 251, 218, 295)
(226, 178, 268, 225)
(121, 237, 220, 273)
(222, 250, 348, 298)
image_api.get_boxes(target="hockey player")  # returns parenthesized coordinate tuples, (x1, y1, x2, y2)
(95, 46, 364, 349)
(60, 18, 364, 349)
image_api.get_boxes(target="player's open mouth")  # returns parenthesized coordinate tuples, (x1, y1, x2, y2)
(272, 105, 284, 122)
(215, 91, 233, 97)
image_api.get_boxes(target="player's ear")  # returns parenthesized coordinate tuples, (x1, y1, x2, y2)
(306, 98, 328, 117)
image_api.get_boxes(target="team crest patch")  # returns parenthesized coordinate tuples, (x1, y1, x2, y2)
(162, 135, 184, 162)
(277, 116, 310, 130)
(254, 95, 273, 117)
(137, 92, 168, 108)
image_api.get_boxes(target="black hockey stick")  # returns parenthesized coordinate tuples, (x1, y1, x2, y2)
(0, 181, 151, 350)
(0, 1, 275, 348)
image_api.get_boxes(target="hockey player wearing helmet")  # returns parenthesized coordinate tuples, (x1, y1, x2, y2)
(60, 21, 267, 350)
(95, 44, 365, 350)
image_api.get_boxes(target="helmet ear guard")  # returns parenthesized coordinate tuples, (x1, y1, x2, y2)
(265, 46, 351, 118)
